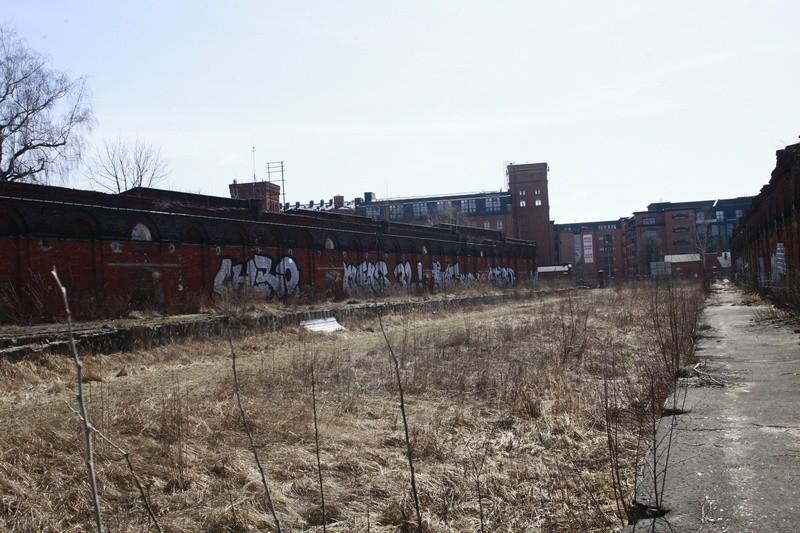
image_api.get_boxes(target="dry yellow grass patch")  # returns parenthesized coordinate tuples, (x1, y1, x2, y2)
(0, 282, 704, 531)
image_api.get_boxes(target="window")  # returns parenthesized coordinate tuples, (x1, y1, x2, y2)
(602, 234, 613, 244)
(496, 220, 504, 231)
(365, 206, 381, 219)
(485, 196, 501, 212)
(325, 237, 336, 250)
(534, 189, 541, 195)
(644, 229, 658, 238)
(462, 198, 476, 214)
(696, 211, 705, 222)
(535, 199, 542, 206)
(735, 209, 744, 219)
(520, 200, 526, 207)
(643, 217, 656, 225)
(673, 239, 691, 246)
(673, 226, 690, 233)
(716, 210, 724, 222)
(672, 213, 689, 220)
(711, 225, 720, 236)
(484, 221, 491, 229)
(413, 202, 428, 218)
(131, 223, 152, 241)
(519, 190, 526, 196)
(389, 204, 404, 220)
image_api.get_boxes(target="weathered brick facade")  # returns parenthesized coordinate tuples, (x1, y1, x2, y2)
(0, 181, 536, 322)
(731, 142, 800, 292)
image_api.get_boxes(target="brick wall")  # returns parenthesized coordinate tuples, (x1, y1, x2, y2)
(0, 182, 537, 322)
(731, 142, 800, 294)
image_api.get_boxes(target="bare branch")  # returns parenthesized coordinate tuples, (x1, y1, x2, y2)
(1, 26, 93, 183)
(227, 331, 282, 532)
(51, 266, 103, 532)
(85, 135, 170, 193)
(64, 401, 163, 533)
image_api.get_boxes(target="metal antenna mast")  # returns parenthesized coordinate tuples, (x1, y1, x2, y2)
(252, 145, 257, 182)
(266, 161, 286, 209)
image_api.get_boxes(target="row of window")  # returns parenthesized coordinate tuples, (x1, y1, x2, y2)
(367, 196, 507, 220)
(642, 223, 736, 239)
(481, 220, 504, 230)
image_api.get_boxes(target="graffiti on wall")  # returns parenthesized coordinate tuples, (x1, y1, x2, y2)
(432, 261, 460, 291)
(213, 254, 300, 297)
(337, 259, 519, 294)
(489, 266, 516, 287)
(394, 261, 412, 287)
(343, 260, 390, 293)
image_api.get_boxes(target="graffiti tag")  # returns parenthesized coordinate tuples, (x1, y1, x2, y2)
(343, 260, 389, 293)
(488, 266, 516, 287)
(213, 254, 300, 297)
(394, 261, 412, 287)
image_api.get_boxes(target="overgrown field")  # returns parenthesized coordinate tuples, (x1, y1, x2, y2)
(0, 281, 705, 531)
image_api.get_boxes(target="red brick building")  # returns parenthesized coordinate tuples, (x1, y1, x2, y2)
(556, 220, 626, 282)
(350, 162, 559, 265)
(731, 142, 800, 291)
(506, 163, 558, 265)
(625, 198, 752, 277)
(0, 181, 537, 322)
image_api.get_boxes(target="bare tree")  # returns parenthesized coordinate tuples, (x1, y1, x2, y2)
(428, 202, 470, 227)
(639, 236, 661, 276)
(86, 136, 170, 193)
(0, 26, 93, 183)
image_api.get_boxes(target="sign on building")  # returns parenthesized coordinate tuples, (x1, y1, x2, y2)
(582, 234, 594, 264)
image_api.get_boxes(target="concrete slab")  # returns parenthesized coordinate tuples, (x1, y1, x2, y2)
(628, 281, 800, 532)
(300, 316, 345, 333)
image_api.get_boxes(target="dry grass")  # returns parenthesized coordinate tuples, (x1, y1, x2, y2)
(0, 281, 705, 531)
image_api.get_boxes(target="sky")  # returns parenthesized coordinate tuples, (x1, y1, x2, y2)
(4, 1, 799, 223)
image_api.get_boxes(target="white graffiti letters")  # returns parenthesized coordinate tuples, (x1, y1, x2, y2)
(488, 266, 516, 287)
(394, 261, 412, 287)
(341, 259, 517, 293)
(214, 254, 300, 297)
(343, 260, 390, 293)
(431, 261, 460, 291)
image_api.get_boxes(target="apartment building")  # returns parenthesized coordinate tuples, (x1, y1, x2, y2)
(282, 159, 753, 280)
(352, 162, 559, 264)
(355, 190, 513, 234)
(556, 219, 626, 281)
(624, 197, 753, 276)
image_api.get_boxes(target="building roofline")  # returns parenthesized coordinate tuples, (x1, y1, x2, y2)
(362, 190, 509, 204)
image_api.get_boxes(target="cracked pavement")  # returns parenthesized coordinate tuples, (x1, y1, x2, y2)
(627, 281, 800, 532)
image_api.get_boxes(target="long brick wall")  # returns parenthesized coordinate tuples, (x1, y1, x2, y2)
(0, 182, 537, 322)
(731, 142, 800, 298)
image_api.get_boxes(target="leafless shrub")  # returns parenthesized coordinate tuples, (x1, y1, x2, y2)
(50, 267, 103, 532)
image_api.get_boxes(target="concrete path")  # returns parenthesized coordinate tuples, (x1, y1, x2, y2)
(629, 281, 800, 532)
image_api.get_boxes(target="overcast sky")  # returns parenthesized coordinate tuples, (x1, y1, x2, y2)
(5, 1, 799, 222)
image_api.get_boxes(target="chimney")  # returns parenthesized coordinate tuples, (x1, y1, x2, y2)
(334, 195, 344, 209)
(364, 192, 375, 202)
(229, 180, 281, 213)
